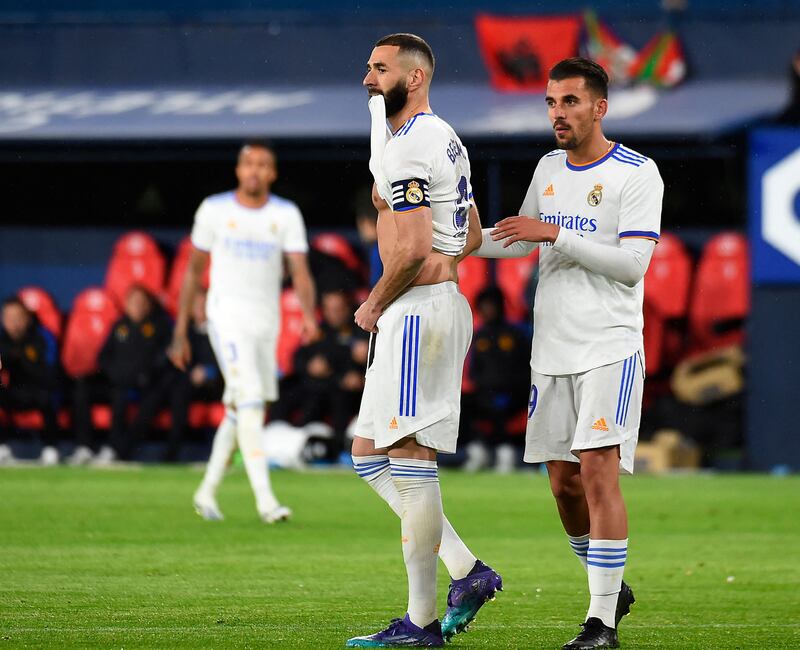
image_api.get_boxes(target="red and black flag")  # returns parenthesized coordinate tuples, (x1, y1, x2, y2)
(475, 14, 581, 92)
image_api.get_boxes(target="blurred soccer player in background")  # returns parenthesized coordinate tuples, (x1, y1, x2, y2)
(476, 57, 663, 649)
(169, 142, 318, 524)
(346, 34, 501, 648)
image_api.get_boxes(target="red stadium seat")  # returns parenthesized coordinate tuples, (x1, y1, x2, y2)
(17, 286, 63, 340)
(312, 233, 364, 276)
(688, 232, 750, 353)
(165, 236, 210, 316)
(457, 256, 490, 326)
(105, 231, 166, 308)
(496, 250, 540, 323)
(277, 288, 306, 376)
(643, 232, 693, 374)
(61, 288, 120, 378)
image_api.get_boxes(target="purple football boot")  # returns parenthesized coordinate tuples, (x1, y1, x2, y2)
(345, 614, 444, 647)
(440, 560, 503, 640)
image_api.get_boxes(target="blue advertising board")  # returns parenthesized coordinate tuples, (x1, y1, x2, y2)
(749, 129, 800, 285)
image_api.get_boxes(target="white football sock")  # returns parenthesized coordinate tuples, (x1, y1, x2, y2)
(237, 403, 280, 514)
(353, 454, 476, 580)
(568, 532, 590, 571)
(586, 538, 628, 628)
(390, 457, 443, 629)
(198, 409, 237, 496)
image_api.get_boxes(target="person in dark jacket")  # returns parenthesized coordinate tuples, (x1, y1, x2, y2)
(94, 285, 189, 463)
(271, 289, 367, 457)
(0, 296, 61, 465)
(776, 47, 800, 125)
(464, 287, 531, 473)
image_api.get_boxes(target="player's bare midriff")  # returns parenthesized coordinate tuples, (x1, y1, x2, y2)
(375, 201, 459, 288)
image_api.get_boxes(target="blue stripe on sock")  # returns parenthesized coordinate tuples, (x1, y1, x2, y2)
(353, 460, 389, 469)
(355, 466, 390, 478)
(588, 547, 628, 553)
(586, 560, 625, 569)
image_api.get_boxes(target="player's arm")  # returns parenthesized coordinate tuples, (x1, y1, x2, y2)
(285, 253, 319, 343)
(169, 247, 209, 370)
(354, 205, 432, 333)
(456, 204, 483, 261)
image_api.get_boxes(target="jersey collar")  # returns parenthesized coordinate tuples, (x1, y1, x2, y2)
(392, 112, 434, 137)
(565, 142, 618, 171)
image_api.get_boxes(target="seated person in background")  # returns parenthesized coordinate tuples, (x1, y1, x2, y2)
(186, 290, 223, 402)
(95, 285, 189, 463)
(271, 289, 368, 458)
(0, 297, 61, 465)
(463, 287, 531, 473)
(354, 186, 383, 287)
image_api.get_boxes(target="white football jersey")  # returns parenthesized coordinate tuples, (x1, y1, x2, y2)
(520, 143, 664, 375)
(190, 191, 309, 329)
(378, 113, 473, 256)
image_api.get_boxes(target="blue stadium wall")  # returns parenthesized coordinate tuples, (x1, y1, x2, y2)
(748, 129, 800, 472)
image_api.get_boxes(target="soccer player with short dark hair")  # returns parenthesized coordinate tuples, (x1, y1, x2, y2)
(475, 57, 664, 649)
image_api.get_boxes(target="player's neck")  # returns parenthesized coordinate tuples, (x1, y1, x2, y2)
(235, 189, 270, 209)
(566, 133, 613, 166)
(388, 99, 432, 133)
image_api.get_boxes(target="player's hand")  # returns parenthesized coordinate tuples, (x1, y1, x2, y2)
(491, 217, 560, 246)
(300, 314, 320, 344)
(168, 333, 192, 371)
(355, 299, 382, 333)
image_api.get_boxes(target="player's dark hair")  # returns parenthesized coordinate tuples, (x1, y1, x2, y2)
(239, 140, 277, 162)
(375, 33, 435, 76)
(549, 57, 609, 99)
(2, 296, 26, 311)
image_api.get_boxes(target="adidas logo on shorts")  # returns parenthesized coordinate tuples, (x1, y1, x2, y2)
(389, 417, 399, 430)
(591, 417, 609, 432)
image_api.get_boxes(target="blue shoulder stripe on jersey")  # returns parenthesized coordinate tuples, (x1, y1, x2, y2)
(617, 145, 647, 161)
(613, 148, 647, 163)
(612, 154, 643, 167)
(614, 150, 648, 166)
(207, 190, 235, 203)
(619, 230, 660, 240)
(545, 150, 566, 158)
(393, 112, 434, 137)
(565, 142, 619, 171)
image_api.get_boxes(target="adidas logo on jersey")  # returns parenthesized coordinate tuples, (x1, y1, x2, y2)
(543, 183, 555, 196)
(591, 417, 609, 432)
(389, 417, 399, 430)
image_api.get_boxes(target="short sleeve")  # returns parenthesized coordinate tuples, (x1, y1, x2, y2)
(190, 200, 215, 252)
(618, 159, 663, 243)
(281, 203, 309, 254)
(382, 137, 434, 213)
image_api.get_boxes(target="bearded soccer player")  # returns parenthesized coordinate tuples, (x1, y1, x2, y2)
(475, 58, 663, 649)
(169, 142, 318, 524)
(345, 34, 502, 647)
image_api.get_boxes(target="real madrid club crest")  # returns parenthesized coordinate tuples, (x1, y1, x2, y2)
(587, 183, 603, 207)
(406, 180, 423, 205)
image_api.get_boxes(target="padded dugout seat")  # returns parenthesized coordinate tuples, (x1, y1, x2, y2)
(105, 231, 166, 307)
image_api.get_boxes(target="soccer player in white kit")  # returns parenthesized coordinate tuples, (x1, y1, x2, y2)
(475, 58, 663, 649)
(169, 142, 318, 524)
(345, 34, 501, 648)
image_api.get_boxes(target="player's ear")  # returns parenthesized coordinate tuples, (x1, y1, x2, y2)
(594, 97, 608, 121)
(407, 67, 425, 92)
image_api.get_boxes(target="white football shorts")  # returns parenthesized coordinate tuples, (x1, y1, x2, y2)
(355, 281, 472, 453)
(524, 351, 645, 474)
(207, 318, 278, 407)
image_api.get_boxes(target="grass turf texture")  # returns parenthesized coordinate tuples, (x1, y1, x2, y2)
(1, 467, 798, 649)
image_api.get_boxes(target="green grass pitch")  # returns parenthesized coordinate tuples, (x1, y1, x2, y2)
(1, 466, 798, 648)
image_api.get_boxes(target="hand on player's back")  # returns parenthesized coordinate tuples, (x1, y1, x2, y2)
(492, 216, 559, 246)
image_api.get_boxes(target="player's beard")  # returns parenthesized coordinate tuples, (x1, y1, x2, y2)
(382, 80, 409, 118)
(554, 124, 578, 150)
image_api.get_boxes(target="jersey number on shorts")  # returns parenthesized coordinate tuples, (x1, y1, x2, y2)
(528, 384, 538, 418)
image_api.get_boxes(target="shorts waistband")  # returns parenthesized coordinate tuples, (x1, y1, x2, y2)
(393, 281, 459, 305)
